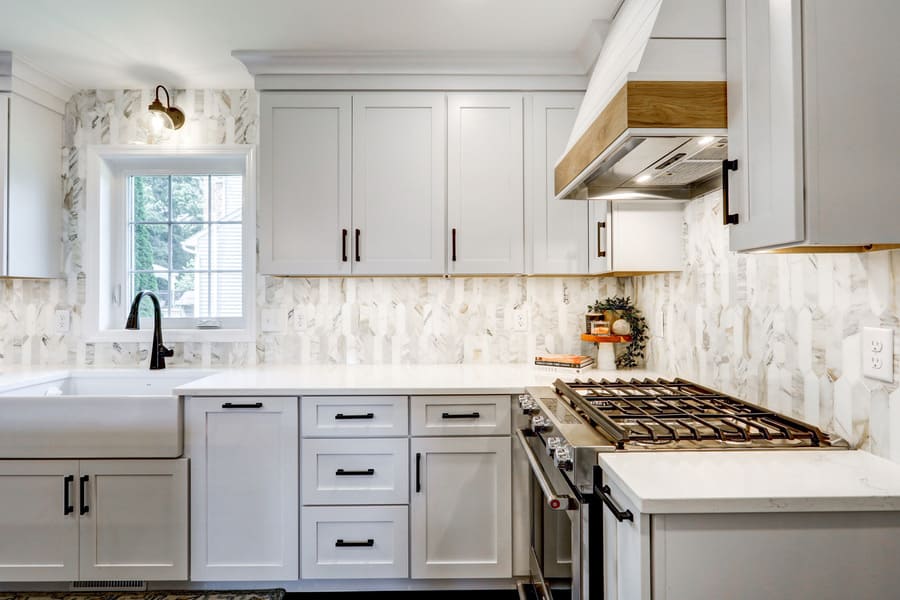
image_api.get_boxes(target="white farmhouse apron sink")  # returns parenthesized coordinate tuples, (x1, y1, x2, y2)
(0, 369, 212, 458)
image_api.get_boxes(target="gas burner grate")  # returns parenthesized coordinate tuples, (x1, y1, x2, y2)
(553, 378, 834, 449)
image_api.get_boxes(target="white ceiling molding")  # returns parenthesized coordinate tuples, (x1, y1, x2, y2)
(0, 51, 75, 113)
(234, 50, 593, 91)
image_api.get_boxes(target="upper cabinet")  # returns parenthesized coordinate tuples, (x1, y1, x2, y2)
(588, 200, 685, 276)
(259, 93, 352, 275)
(725, 0, 900, 252)
(352, 93, 445, 275)
(527, 93, 589, 275)
(447, 94, 524, 275)
(0, 53, 69, 278)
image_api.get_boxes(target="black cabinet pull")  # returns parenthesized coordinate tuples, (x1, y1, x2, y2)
(722, 159, 740, 225)
(596, 484, 634, 522)
(451, 228, 457, 261)
(79, 475, 89, 515)
(63, 475, 74, 515)
(222, 402, 263, 409)
(355, 228, 361, 262)
(342, 228, 348, 262)
(336, 539, 374, 547)
(442, 411, 480, 419)
(597, 221, 607, 258)
(335, 412, 374, 420)
(335, 468, 375, 476)
(415, 452, 422, 493)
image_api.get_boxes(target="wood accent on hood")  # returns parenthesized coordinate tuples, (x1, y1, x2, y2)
(554, 81, 727, 196)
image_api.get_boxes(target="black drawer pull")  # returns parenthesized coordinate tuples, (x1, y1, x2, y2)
(336, 468, 375, 476)
(442, 411, 480, 419)
(79, 475, 89, 515)
(596, 484, 634, 522)
(342, 228, 348, 262)
(335, 412, 375, 420)
(63, 475, 74, 515)
(222, 402, 264, 409)
(415, 452, 422, 493)
(336, 539, 374, 547)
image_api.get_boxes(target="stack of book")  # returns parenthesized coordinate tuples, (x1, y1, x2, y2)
(533, 354, 595, 374)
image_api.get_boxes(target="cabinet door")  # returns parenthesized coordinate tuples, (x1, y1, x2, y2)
(609, 201, 685, 274)
(410, 437, 512, 578)
(0, 460, 79, 581)
(726, 0, 804, 251)
(259, 93, 351, 275)
(6, 93, 63, 277)
(78, 459, 188, 581)
(0, 93, 7, 276)
(447, 94, 524, 274)
(601, 476, 651, 600)
(186, 396, 299, 581)
(528, 93, 587, 274)
(588, 200, 611, 274)
(352, 93, 445, 275)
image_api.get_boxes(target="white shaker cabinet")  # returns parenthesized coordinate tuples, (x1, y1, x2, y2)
(589, 200, 685, 276)
(0, 459, 188, 582)
(527, 93, 588, 274)
(259, 93, 352, 275)
(186, 397, 299, 581)
(78, 459, 188, 581)
(0, 461, 79, 581)
(725, 0, 900, 252)
(0, 91, 63, 278)
(352, 93, 445, 275)
(410, 436, 512, 579)
(447, 94, 524, 274)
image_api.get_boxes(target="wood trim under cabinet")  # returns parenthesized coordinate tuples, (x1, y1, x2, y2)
(554, 81, 728, 196)
(752, 244, 900, 254)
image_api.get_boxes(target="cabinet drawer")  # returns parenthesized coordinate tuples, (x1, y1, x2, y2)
(302, 438, 409, 505)
(301, 506, 409, 579)
(411, 395, 511, 436)
(302, 396, 408, 437)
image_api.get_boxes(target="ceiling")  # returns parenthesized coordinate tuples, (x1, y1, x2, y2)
(0, 0, 622, 90)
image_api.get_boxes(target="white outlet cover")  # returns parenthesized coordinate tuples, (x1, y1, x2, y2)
(862, 326, 894, 383)
(54, 309, 71, 334)
(512, 308, 528, 332)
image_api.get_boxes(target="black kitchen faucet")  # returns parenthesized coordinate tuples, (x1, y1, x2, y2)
(125, 291, 174, 370)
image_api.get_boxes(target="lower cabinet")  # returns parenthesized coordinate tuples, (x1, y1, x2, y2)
(301, 506, 409, 579)
(186, 396, 299, 581)
(410, 436, 512, 578)
(0, 459, 188, 582)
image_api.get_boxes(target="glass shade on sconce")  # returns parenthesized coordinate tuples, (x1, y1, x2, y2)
(148, 85, 185, 130)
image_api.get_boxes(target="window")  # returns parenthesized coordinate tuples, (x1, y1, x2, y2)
(127, 174, 244, 326)
(84, 146, 255, 342)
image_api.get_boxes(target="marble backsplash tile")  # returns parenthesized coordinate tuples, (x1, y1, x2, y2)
(629, 191, 900, 461)
(0, 89, 622, 369)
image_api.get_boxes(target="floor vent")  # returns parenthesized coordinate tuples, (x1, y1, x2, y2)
(70, 580, 147, 592)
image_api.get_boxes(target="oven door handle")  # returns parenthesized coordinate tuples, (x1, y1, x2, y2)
(515, 428, 575, 511)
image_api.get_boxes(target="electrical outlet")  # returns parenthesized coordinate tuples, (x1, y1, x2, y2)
(260, 308, 282, 332)
(54, 310, 70, 334)
(513, 308, 529, 332)
(862, 327, 894, 383)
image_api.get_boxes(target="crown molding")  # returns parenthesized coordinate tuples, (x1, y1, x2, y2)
(0, 51, 75, 113)
(233, 50, 594, 91)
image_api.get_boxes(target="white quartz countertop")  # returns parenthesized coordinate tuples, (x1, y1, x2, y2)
(174, 364, 660, 396)
(599, 450, 900, 514)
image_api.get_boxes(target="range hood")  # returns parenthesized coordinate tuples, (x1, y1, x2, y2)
(555, 0, 727, 201)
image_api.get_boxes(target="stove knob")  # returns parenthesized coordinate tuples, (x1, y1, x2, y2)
(531, 415, 552, 433)
(518, 396, 539, 415)
(546, 436, 562, 457)
(554, 446, 573, 471)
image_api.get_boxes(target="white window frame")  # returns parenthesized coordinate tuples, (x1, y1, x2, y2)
(84, 145, 256, 343)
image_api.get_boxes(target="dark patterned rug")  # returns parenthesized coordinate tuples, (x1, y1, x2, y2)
(0, 592, 284, 600)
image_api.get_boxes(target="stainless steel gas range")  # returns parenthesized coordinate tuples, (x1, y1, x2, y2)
(516, 377, 849, 600)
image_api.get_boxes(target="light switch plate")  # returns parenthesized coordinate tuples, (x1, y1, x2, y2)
(862, 327, 894, 383)
(260, 308, 283, 333)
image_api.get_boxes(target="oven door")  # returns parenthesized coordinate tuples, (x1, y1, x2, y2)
(515, 429, 585, 600)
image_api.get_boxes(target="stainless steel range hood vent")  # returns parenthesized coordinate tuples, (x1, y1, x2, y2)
(555, 0, 727, 201)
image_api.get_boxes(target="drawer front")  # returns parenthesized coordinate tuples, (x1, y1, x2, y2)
(301, 506, 409, 579)
(302, 438, 409, 505)
(302, 396, 408, 437)
(411, 395, 511, 436)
